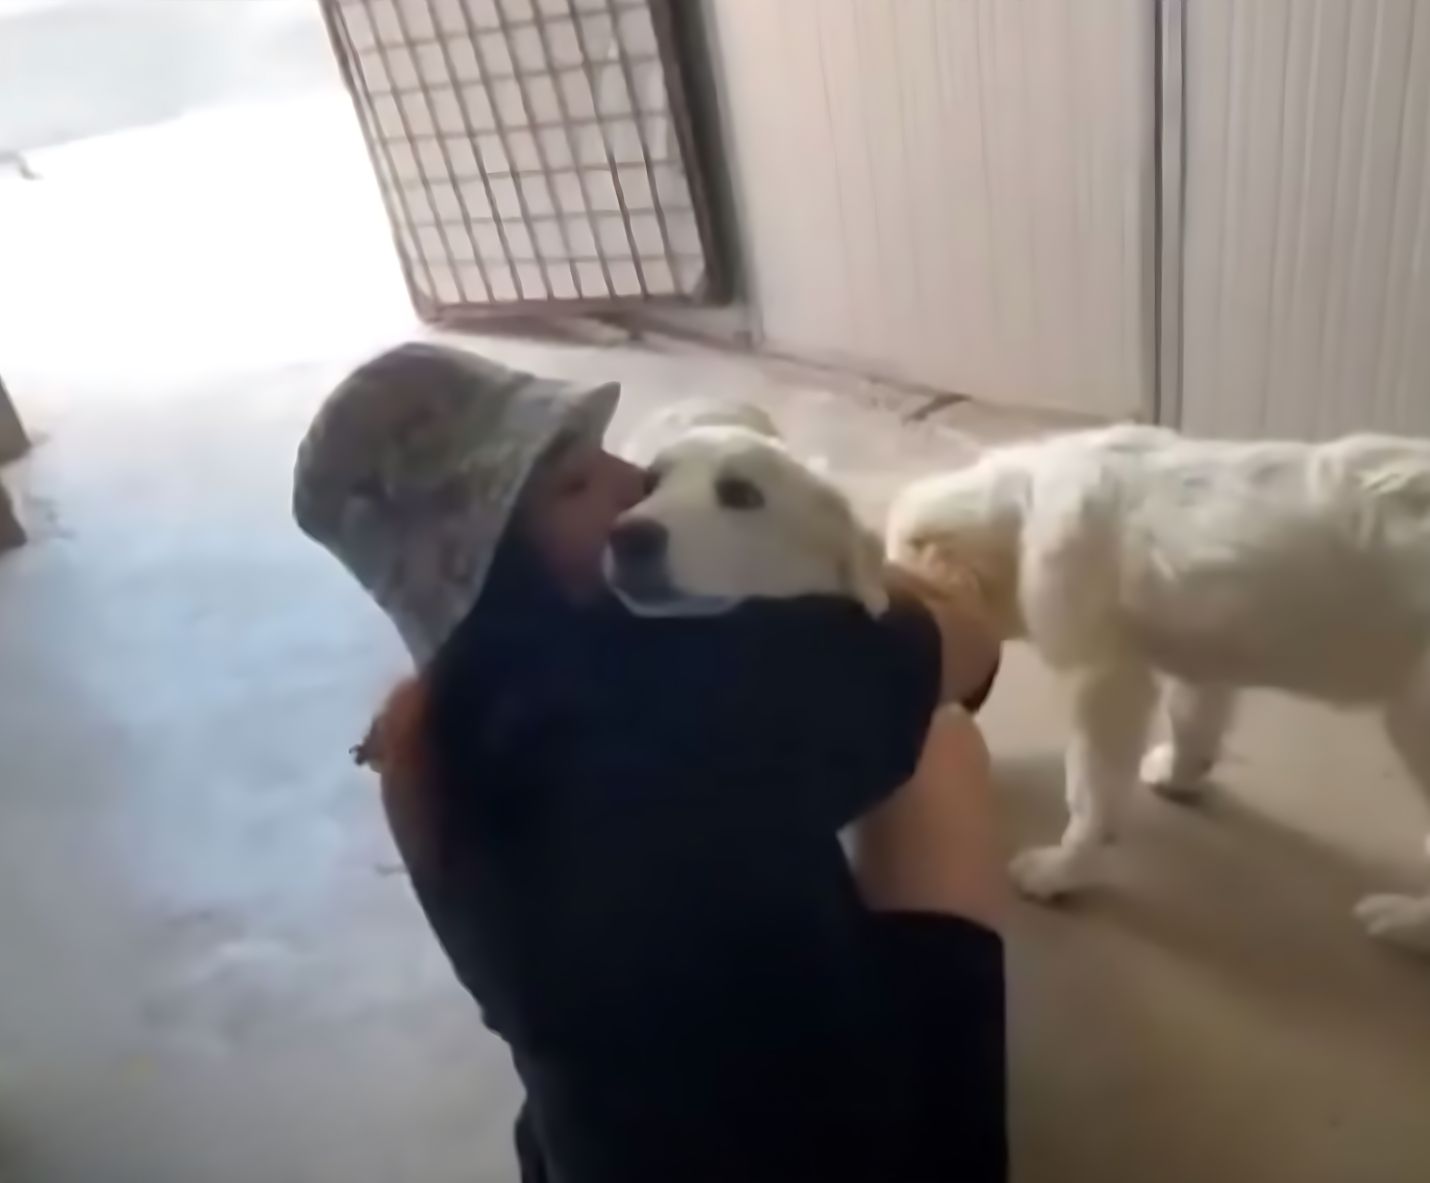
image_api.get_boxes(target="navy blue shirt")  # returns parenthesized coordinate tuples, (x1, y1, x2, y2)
(409, 597, 998, 1182)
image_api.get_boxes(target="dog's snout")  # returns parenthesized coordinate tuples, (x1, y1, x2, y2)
(610, 518, 668, 566)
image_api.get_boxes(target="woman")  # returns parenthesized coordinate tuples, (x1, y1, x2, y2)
(293, 343, 1007, 1182)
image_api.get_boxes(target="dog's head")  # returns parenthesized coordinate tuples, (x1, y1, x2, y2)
(606, 426, 888, 618)
(619, 398, 782, 466)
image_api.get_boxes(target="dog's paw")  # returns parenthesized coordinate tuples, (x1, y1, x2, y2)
(1139, 743, 1210, 802)
(1353, 893, 1430, 955)
(1009, 845, 1092, 902)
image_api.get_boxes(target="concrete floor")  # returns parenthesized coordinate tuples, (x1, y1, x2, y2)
(3, 54, 1430, 1183)
(0, 0, 332, 156)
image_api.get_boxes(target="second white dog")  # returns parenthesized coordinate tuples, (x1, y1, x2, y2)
(887, 424, 1430, 954)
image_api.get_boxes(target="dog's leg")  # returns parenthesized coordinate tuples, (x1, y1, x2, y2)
(1139, 681, 1236, 802)
(1011, 661, 1157, 901)
(1354, 656, 1430, 955)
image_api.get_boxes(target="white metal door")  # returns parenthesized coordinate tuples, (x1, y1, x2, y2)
(706, 0, 1153, 419)
(1179, 0, 1430, 437)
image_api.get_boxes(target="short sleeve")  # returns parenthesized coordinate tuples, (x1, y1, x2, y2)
(726, 596, 944, 830)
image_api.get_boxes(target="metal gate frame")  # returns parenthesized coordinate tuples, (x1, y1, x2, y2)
(1155, 0, 1187, 427)
(321, 0, 725, 323)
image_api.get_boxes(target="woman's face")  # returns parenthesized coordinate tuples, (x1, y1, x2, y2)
(517, 435, 647, 601)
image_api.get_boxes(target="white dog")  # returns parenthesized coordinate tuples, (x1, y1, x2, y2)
(618, 398, 781, 468)
(887, 424, 1430, 954)
(607, 403, 888, 618)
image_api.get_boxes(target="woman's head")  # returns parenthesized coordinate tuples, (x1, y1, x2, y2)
(293, 342, 640, 662)
(512, 428, 646, 603)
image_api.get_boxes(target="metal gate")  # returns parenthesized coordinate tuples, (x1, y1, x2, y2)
(322, 0, 720, 320)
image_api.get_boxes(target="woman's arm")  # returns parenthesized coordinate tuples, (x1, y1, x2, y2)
(725, 593, 997, 832)
(852, 707, 1004, 929)
(361, 678, 439, 879)
(362, 584, 1003, 869)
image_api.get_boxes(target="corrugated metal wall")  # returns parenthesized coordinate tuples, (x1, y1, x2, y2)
(706, 0, 1153, 419)
(1181, 0, 1430, 437)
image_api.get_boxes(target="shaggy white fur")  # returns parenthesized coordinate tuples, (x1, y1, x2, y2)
(887, 424, 1430, 955)
(610, 402, 888, 619)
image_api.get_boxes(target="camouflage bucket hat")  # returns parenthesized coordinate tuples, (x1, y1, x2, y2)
(293, 342, 619, 665)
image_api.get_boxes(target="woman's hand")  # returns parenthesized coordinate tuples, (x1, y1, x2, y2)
(884, 562, 1003, 709)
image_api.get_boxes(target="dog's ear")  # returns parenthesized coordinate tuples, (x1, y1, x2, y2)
(620, 400, 781, 464)
(844, 523, 891, 616)
(728, 402, 782, 441)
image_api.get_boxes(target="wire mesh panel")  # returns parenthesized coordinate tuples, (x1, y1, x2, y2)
(323, 0, 717, 317)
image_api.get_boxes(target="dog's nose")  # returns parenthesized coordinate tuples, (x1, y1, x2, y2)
(610, 518, 668, 566)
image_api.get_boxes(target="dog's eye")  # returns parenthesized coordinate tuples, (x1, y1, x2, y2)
(715, 475, 764, 511)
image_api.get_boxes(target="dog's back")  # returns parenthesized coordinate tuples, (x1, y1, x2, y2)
(894, 425, 1430, 700)
(915, 427, 1430, 942)
(1049, 429, 1430, 698)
